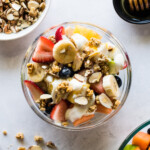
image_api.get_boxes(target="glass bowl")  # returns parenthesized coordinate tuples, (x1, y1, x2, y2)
(21, 22, 132, 131)
(119, 120, 150, 150)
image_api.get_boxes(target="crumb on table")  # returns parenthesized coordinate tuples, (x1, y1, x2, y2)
(3, 130, 7, 135)
(34, 136, 43, 142)
(16, 132, 24, 140)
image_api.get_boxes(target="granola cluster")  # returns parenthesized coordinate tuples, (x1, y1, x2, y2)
(54, 81, 73, 103)
(0, 0, 46, 34)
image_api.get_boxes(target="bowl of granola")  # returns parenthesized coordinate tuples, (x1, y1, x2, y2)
(21, 22, 132, 131)
(0, 0, 51, 41)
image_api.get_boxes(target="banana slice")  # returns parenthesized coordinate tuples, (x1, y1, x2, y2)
(71, 33, 88, 50)
(103, 75, 119, 98)
(96, 93, 113, 109)
(27, 63, 47, 83)
(53, 39, 77, 64)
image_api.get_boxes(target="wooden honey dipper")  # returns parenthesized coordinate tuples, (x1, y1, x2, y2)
(128, 0, 150, 12)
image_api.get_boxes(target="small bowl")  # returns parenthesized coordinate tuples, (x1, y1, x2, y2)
(0, 0, 51, 41)
(113, 0, 150, 24)
(21, 22, 132, 131)
(119, 120, 150, 150)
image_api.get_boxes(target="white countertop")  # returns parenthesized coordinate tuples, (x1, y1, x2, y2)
(0, 0, 150, 149)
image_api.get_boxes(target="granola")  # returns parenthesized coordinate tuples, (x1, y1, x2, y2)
(16, 132, 24, 140)
(34, 136, 43, 142)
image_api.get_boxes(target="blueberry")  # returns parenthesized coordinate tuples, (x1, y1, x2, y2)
(59, 66, 74, 78)
(147, 128, 150, 135)
(45, 102, 54, 114)
(114, 76, 122, 87)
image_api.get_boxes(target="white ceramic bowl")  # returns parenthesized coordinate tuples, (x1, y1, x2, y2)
(0, 0, 51, 41)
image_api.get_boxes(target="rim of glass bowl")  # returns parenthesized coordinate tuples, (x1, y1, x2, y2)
(21, 22, 132, 131)
(119, 120, 150, 150)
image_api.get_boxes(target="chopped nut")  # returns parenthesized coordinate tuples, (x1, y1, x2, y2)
(18, 147, 26, 150)
(34, 136, 43, 142)
(84, 59, 93, 69)
(3, 130, 7, 135)
(88, 105, 97, 112)
(112, 99, 120, 109)
(93, 64, 101, 72)
(62, 121, 69, 127)
(48, 35, 56, 44)
(86, 89, 94, 98)
(16, 132, 24, 140)
(46, 141, 56, 149)
(27, 63, 34, 74)
(89, 37, 101, 47)
(51, 61, 61, 73)
(28, 145, 42, 150)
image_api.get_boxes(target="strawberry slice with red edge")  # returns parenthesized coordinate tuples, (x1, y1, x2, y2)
(50, 100, 68, 122)
(32, 36, 54, 63)
(24, 80, 44, 101)
(55, 26, 65, 42)
(123, 62, 128, 69)
(90, 78, 105, 94)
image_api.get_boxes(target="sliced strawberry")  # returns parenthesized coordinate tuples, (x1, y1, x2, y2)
(90, 78, 105, 94)
(32, 36, 54, 63)
(73, 114, 94, 127)
(55, 26, 65, 42)
(50, 100, 68, 122)
(96, 103, 112, 114)
(24, 80, 44, 101)
(123, 62, 128, 69)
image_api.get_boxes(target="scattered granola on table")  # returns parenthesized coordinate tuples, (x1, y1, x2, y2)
(16, 132, 24, 140)
(3, 130, 7, 135)
(18, 147, 26, 150)
(0, 0, 46, 34)
(24, 25, 127, 127)
(46, 141, 56, 149)
(34, 135, 43, 142)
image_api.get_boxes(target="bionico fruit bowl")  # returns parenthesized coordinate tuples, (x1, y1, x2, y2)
(21, 22, 132, 131)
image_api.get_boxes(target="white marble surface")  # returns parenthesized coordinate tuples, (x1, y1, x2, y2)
(0, 0, 150, 149)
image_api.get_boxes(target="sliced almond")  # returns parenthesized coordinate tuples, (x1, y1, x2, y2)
(11, 3, 21, 11)
(96, 93, 113, 109)
(65, 26, 74, 38)
(89, 72, 102, 83)
(40, 94, 52, 100)
(28, 1, 39, 10)
(7, 14, 14, 20)
(72, 53, 84, 71)
(74, 97, 88, 105)
(28, 145, 42, 150)
(74, 74, 85, 82)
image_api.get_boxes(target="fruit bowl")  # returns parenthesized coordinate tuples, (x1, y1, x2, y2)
(119, 120, 150, 150)
(21, 22, 132, 131)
